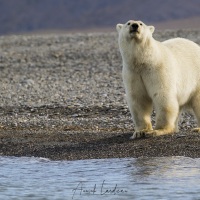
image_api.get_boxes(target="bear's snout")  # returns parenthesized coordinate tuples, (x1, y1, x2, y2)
(130, 23, 139, 33)
(132, 23, 139, 30)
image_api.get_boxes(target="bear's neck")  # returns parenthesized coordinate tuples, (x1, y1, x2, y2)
(121, 37, 160, 70)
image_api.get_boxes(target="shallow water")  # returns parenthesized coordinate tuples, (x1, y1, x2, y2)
(0, 156, 200, 200)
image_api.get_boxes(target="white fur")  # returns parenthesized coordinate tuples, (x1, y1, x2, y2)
(116, 20, 200, 139)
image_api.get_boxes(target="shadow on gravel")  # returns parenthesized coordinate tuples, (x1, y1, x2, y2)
(29, 132, 134, 160)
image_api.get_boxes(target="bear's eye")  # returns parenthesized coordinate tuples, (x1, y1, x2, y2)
(140, 23, 143, 26)
(127, 22, 131, 26)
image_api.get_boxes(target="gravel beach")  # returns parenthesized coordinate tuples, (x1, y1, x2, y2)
(0, 30, 200, 160)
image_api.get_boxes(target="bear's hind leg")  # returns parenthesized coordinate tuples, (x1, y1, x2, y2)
(191, 93, 200, 132)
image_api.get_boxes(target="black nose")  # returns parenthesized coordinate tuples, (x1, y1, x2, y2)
(132, 23, 139, 30)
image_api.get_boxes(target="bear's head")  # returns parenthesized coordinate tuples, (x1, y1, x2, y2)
(116, 20, 155, 43)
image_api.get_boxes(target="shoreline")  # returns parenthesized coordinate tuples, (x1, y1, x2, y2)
(0, 105, 200, 160)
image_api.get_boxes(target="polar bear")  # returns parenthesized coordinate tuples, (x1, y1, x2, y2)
(116, 20, 200, 139)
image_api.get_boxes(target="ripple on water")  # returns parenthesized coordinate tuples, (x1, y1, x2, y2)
(0, 156, 199, 200)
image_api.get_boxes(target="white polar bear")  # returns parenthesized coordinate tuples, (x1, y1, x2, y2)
(116, 20, 200, 139)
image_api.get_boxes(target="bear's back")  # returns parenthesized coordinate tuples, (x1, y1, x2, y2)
(163, 37, 200, 54)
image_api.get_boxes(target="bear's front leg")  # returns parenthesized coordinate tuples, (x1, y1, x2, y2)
(128, 100, 153, 139)
(145, 101, 179, 137)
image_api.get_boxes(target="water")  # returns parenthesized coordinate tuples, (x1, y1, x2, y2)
(0, 156, 200, 200)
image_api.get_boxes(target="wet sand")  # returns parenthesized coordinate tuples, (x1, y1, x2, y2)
(0, 30, 200, 160)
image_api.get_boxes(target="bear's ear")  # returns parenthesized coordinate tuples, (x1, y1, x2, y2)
(116, 24, 123, 33)
(149, 26, 155, 34)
